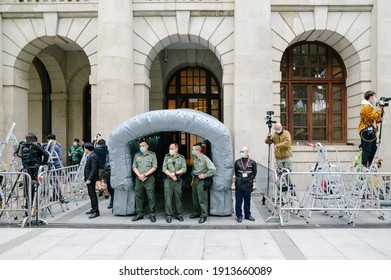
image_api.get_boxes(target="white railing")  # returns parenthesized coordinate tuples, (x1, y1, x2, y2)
(264, 171, 391, 226)
(0, 170, 32, 227)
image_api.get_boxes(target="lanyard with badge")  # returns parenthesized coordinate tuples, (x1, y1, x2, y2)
(240, 158, 250, 178)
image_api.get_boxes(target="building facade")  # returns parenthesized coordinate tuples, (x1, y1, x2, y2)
(0, 0, 390, 172)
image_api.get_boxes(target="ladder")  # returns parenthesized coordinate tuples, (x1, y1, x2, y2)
(0, 123, 18, 170)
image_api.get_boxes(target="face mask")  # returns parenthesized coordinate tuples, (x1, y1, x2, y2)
(169, 149, 176, 156)
(140, 147, 147, 153)
(372, 97, 377, 106)
(240, 152, 246, 158)
(191, 150, 197, 157)
(73, 142, 78, 146)
(275, 129, 282, 134)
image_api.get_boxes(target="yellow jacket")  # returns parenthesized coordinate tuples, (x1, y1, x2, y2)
(265, 130, 292, 159)
(358, 100, 382, 133)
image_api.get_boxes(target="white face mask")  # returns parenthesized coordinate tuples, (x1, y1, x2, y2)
(169, 149, 176, 156)
(372, 97, 377, 106)
(73, 142, 78, 146)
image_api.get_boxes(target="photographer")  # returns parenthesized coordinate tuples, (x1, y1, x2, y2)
(265, 123, 293, 171)
(358, 90, 384, 169)
(14, 133, 49, 214)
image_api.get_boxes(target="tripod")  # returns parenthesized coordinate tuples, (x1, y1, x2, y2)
(368, 108, 384, 170)
(263, 112, 276, 205)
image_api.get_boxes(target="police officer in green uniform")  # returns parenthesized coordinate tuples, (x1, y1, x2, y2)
(190, 143, 216, 224)
(132, 139, 158, 222)
(162, 143, 187, 223)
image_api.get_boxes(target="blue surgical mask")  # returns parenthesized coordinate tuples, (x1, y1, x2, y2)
(191, 150, 197, 157)
(140, 147, 147, 153)
(275, 129, 282, 134)
(240, 152, 246, 158)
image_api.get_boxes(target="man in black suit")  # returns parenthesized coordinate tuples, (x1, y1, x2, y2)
(83, 142, 100, 219)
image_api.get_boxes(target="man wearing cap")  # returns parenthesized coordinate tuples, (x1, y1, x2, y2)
(265, 123, 293, 171)
(190, 142, 216, 224)
(132, 139, 158, 222)
(162, 142, 187, 223)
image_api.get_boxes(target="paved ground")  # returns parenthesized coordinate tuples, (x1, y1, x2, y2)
(1, 189, 391, 260)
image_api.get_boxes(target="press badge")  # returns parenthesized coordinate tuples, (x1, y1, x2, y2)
(242, 172, 248, 178)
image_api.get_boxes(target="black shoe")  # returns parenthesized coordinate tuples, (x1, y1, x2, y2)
(85, 210, 94, 215)
(166, 216, 172, 223)
(60, 197, 69, 204)
(189, 213, 200, 219)
(237, 217, 242, 223)
(107, 204, 113, 209)
(89, 212, 100, 219)
(245, 216, 255, 221)
(98, 189, 104, 197)
(132, 215, 144, 222)
(176, 216, 184, 222)
(198, 216, 207, 224)
(150, 216, 156, 223)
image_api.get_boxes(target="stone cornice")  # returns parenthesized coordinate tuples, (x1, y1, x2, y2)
(271, 5, 373, 12)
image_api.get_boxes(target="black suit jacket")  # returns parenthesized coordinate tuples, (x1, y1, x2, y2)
(84, 151, 99, 183)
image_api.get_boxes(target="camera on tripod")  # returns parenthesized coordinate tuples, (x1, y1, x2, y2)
(265, 111, 276, 129)
(378, 97, 391, 107)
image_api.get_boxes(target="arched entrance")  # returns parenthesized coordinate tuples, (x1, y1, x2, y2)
(165, 66, 222, 159)
(108, 109, 233, 216)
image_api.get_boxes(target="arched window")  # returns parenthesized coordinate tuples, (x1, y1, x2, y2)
(280, 42, 346, 143)
(165, 67, 221, 120)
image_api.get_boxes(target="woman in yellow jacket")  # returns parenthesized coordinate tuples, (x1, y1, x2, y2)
(358, 90, 384, 168)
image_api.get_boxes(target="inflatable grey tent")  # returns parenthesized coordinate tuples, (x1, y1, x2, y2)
(108, 109, 233, 216)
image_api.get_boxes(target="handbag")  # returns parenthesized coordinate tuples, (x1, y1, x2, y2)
(360, 116, 377, 142)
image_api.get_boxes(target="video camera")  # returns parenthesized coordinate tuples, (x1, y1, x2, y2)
(378, 97, 391, 107)
(265, 111, 276, 129)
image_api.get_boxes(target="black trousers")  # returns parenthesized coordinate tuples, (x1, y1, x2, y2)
(87, 181, 99, 212)
(361, 137, 377, 167)
(105, 172, 114, 205)
(24, 167, 39, 210)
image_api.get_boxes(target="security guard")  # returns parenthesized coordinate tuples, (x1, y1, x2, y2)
(190, 143, 216, 224)
(162, 143, 187, 223)
(132, 139, 158, 222)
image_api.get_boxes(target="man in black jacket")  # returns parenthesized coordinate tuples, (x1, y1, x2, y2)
(94, 138, 109, 197)
(234, 146, 257, 223)
(83, 142, 100, 219)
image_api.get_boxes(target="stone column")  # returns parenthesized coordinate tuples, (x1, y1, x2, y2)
(51, 92, 68, 164)
(374, 0, 391, 172)
(96, 0, 134, 139)
(234, 0, 273, 165)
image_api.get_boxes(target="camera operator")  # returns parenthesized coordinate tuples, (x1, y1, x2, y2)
(14, 133, 49, 215)
(265, 123, 293, 171)
(358, 90, 384, 169)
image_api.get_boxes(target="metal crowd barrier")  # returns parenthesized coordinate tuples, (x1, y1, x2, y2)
(35, 163, 86, 224)
(265, 171, 391, 226)
(0, 170, 32, 227)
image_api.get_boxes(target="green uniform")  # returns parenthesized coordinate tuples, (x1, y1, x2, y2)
(132, 151, 158, 217)
(67, 144, 84, 165)
(162, 153, 187, 217)
(191, 154, 216, 218)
